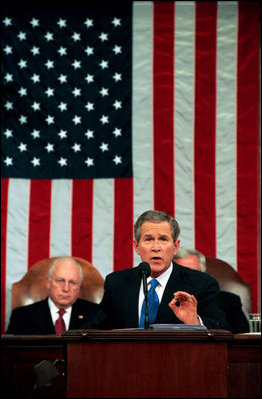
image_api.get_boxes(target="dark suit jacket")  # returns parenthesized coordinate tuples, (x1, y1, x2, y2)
(99, 262, 229, 330)
(219, 291, 249, 334)
(6, 297, 103, 335)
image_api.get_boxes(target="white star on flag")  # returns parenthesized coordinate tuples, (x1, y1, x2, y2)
(85, 47, 94, 55)
(4, 129, 13, 138)
(85, 102, 94, 111)
(58, 130, 67, 139)
(46, 115, 54, 125)
(31, 102, 40, 111)
(58, 102, 67, 112)
(85, 74, 94, 83)
(100, 115, 109, 124)
(5, 102, 13, 110)
(18, 60, 27, 68)
(113, 155, 122, 165)
(100, 142, 109, 152)
(31, 74, 40, 83)
(31, 157, 40, 166)
(19, 115, 27, 124)
(18, 143, 27, 152)
(84, 18, 93, 28)
(4, 156, 13, 166)
(17, 31, 26, 41)
(85, 157, 94, 166)
(45, 143, 54, 152)
(45, 32, 54, 41)
(30, 18, 39, 27)
(31, 46, 40, 55)
(31, 130, 40, 139)
(3, 45, 12, 54)
(72, 115, 81, 125)
(57, 19, 67, 28)
(85, 130, 94, 139)
(58, 157, 67, 166)
(58, 47, 67, 56)
(72, 143, 81, 152)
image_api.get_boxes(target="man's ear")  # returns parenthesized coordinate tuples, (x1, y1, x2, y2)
(133, 239, 140, 255)
(46, 276, 51, 290)
(173, 239, 180, 256)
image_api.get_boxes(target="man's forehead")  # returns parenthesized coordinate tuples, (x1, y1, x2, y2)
(141, 221, 172, 235)
(53, 261, 80, 275)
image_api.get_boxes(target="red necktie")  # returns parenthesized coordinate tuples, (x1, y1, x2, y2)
(55, 309, 66, 334)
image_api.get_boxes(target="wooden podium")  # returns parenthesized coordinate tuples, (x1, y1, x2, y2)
(66, 329, 231, 398)
(1, 329, 261, 398)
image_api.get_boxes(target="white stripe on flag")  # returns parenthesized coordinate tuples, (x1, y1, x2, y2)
(92, 179, 114, 278)
(5, 179, 30, 327)
(50, 179, 72, 257)
(174, 1, 196, 248)
(216, 1, 238, 269)
(132, 1, 154, 267)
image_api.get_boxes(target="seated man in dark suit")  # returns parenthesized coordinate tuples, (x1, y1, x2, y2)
(6, 257, 104, 335)
(173, 248, 250, 334)
(98, 210, 229, 330)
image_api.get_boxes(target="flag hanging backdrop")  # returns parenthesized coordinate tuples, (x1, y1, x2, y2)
(1, 1, 260, 332)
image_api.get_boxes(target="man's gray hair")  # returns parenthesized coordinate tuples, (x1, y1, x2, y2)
(134, 210, 180, 244)
(173, 248, 206, 271)
(48, 257, 83, 282)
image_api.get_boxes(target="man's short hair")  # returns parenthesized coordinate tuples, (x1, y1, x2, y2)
(134, 210, 180, 244)
(48, 257, 83, 282)
(174, 248, 206, 271)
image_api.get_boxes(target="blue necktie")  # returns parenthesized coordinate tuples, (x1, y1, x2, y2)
(139, 279, 159, 328)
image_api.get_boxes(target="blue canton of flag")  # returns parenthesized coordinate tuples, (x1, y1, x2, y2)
(1, 2, 132, 179)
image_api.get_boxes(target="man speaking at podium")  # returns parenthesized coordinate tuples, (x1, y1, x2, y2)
(99, 210, 229, 331)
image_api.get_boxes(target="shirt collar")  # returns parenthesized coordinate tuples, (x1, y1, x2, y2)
(147, 262, 173, 287)
(48, 296, 72, 317)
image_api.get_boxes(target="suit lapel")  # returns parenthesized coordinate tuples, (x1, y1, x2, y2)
(157, 264, 182, 323)
(124, 271, 141, 327)
(70, 299, 84, 329)
(34, 299, 56, 334)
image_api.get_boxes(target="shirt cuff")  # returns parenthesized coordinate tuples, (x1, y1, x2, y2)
(197, 315, 205, 326)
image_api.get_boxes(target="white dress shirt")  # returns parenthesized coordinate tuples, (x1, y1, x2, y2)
(48, 297, 72, 330)
(138, 263, 204, 325)
(138, 263, 173, 321)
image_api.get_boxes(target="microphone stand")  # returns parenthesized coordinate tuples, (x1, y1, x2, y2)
(142, 272, 149, 329)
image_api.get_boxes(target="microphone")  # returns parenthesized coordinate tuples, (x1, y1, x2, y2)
(137, 261, 151, 278)
(137, 262, 151, 329)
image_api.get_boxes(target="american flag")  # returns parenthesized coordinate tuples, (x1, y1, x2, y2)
(1, 1, 260, 332)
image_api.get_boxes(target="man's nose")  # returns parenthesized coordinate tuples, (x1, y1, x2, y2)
(151, 240, 161, 250)
(62, 282, 70, 291)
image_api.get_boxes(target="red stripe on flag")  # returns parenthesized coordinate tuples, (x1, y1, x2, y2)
(237, 2, 259, 312)
(194, 2, 217, 257)
(113, 178, 133, 271)
(153, 2, 175, 216)
(28, 180, 52, 268)
(72, 179, 93, 262)
(1, 178, 9, 333)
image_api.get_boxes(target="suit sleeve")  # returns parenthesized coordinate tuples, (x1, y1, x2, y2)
(6, 307, 30, 335)
(196, 276, 230, 330)
(218, 291, 250, 333)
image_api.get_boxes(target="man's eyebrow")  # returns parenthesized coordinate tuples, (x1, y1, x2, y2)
(143, 233, 169, 238)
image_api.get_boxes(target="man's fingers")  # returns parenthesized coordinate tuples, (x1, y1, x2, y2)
(172, 292, 197, 305)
